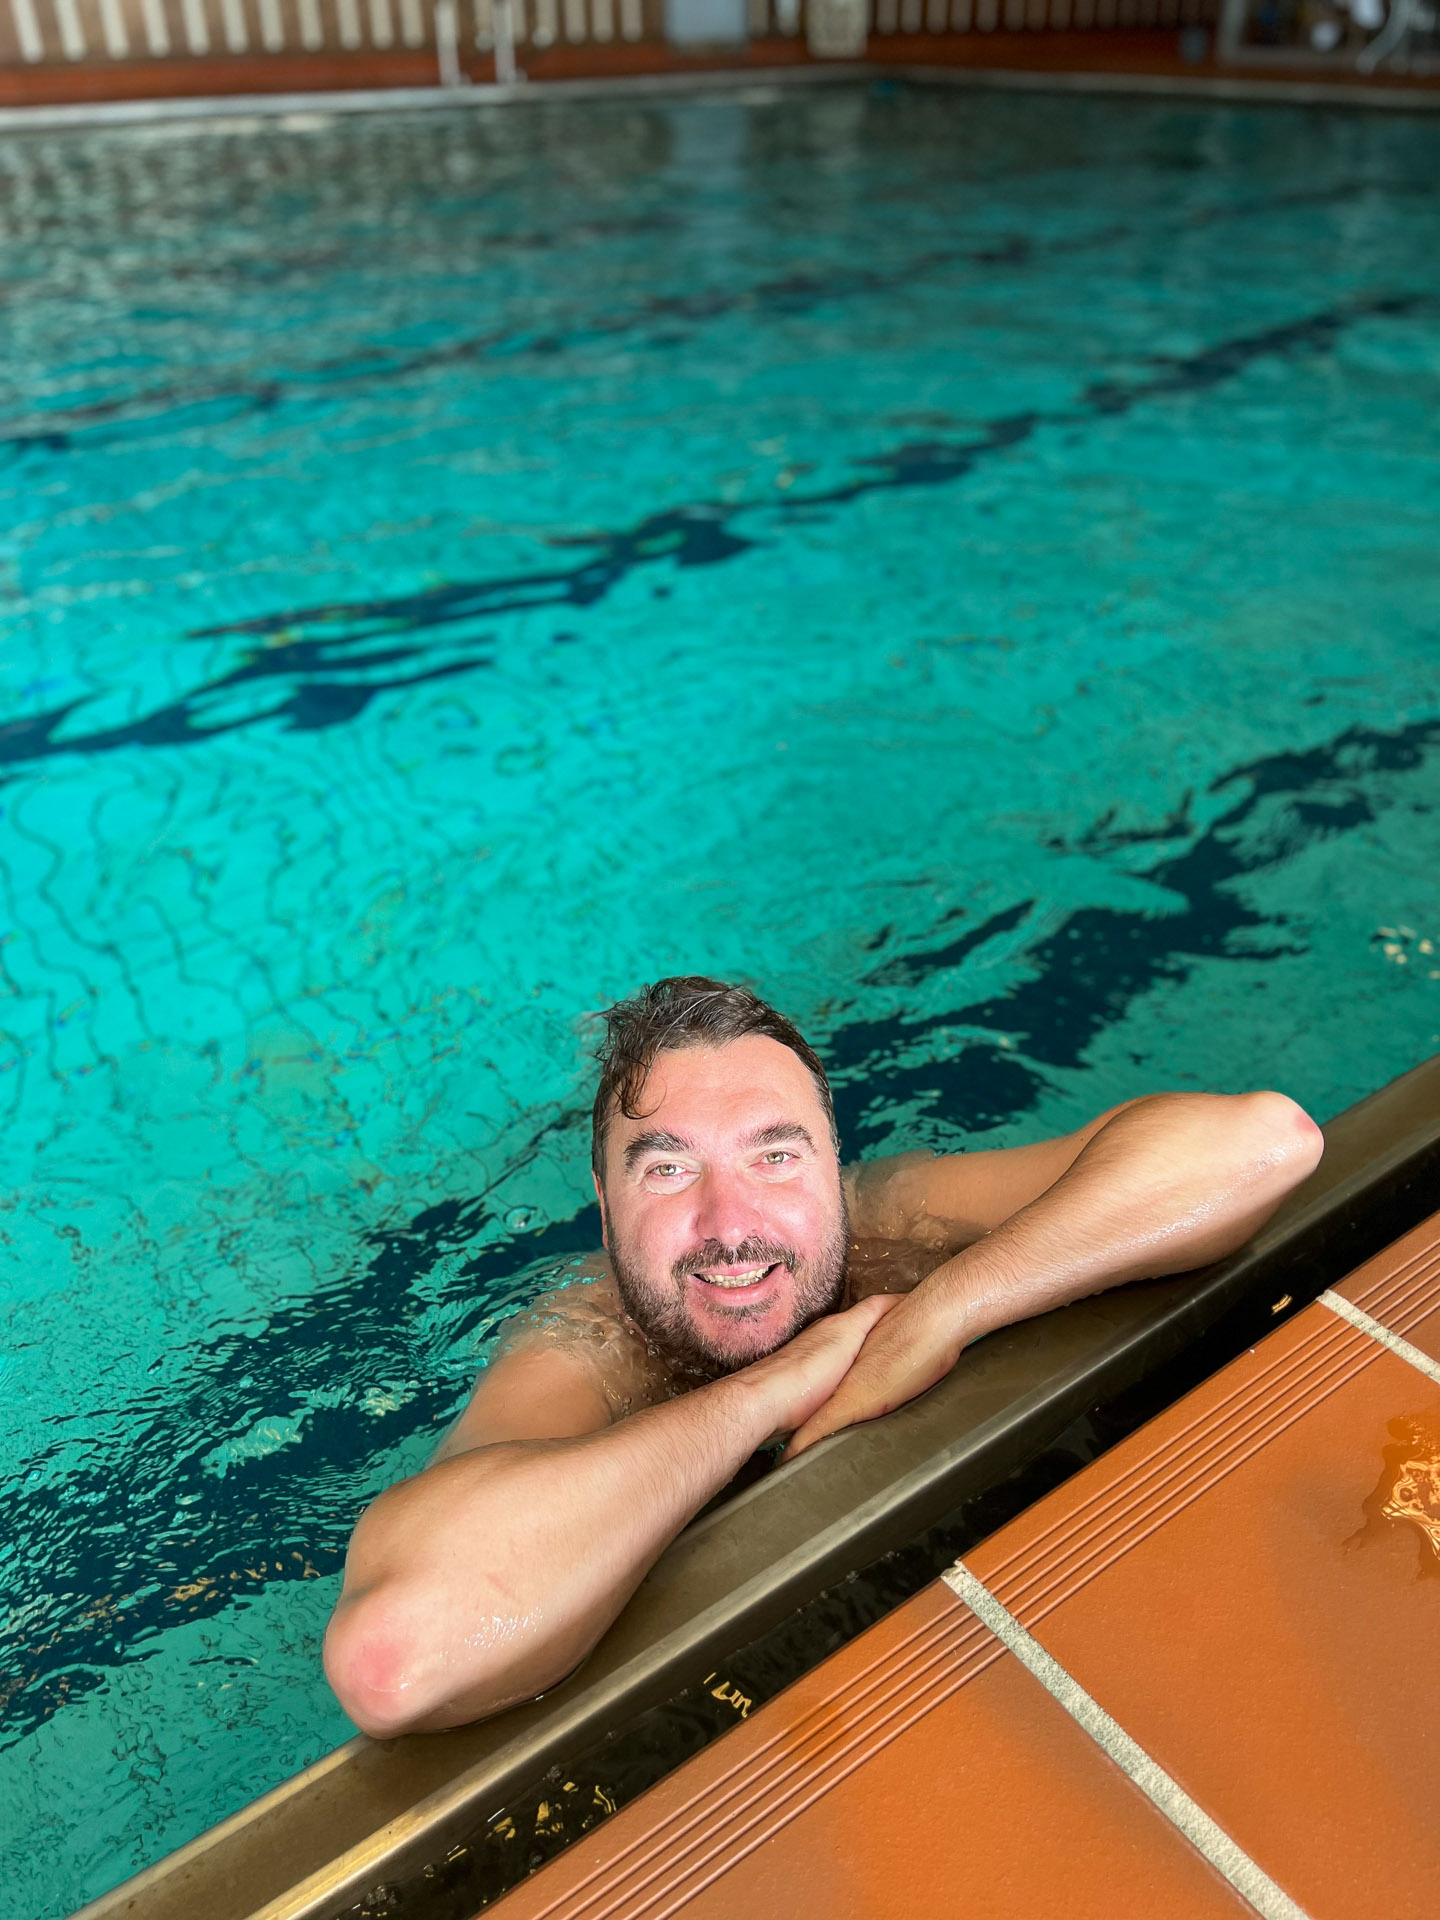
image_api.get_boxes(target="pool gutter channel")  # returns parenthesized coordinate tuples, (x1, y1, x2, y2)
(3, 64, 1439, 137)
(78, 1051, 1440, 1920)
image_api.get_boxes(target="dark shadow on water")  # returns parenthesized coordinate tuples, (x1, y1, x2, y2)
(0, 292, 1431, 779)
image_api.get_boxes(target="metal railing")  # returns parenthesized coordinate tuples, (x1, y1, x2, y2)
(1216, 0, 1439, 68)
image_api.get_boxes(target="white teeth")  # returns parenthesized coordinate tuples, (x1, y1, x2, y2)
(697, 1266, 771, 1288)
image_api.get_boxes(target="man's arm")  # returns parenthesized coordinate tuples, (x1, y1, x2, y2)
(323, 1292, 895, 1738)
(791, 1090, 1322, 1454)
(844, 1100, 1156, 1251)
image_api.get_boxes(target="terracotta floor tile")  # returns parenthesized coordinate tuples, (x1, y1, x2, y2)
(488, 1582, 1250, 1920)
(969, 1305, 1440, 1920)
(487, 1223, 1440, 1919)
(1399, 1304, 1440, 1364)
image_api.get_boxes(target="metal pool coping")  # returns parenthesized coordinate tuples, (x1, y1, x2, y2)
(2, 62, 1438, 136)
(78, 1050, 1440, 1920)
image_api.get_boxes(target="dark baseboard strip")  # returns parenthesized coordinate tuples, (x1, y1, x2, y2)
(78, 1052, 1440, 1920)
(0, 66, 865, 135)
(4, 59, 1438, 136)
(893, 62, 1440, 110)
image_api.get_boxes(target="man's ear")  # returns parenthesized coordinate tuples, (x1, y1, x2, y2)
(592, 1171, 609, 1247)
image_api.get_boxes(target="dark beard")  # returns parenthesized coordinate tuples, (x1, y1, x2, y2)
(607, 1200, 850, 1380)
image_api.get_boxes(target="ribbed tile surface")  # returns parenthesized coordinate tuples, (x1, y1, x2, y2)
(485, 1213, 1440, 1920)
(488, 1581, 1250, 1920)
(1337, 1209, 1440, 1365)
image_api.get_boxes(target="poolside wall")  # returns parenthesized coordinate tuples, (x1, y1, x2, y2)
(15, 0, 1422, 112)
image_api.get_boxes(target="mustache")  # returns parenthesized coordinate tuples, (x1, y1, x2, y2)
(670, 1237, 798, 1282)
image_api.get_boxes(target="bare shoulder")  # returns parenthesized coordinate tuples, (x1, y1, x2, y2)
(492, 1264, 670, 1406)
(490, 1261, 629, 1359)
(433, 1259, 674, 1459)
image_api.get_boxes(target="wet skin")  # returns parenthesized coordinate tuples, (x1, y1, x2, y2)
(600, 1039, 849, 1370)
(474, 1037, 970, 1424)
(324, 1046, 1324, 1738)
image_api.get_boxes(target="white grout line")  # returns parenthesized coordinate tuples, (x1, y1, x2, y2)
(943, 1563, 1312, 1920)
(1319, 1289, 1440, 1388)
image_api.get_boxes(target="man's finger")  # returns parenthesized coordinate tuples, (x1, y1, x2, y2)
(783, 1363, 887, 1458)
(783, 1392, 861, 1459)
(783, 1301, 955, 1457)
(790, 1290, 900, 1365)
(841, 1290, 904, 1337)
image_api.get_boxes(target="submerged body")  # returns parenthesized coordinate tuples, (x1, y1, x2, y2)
(325, 981, 1324, 1741)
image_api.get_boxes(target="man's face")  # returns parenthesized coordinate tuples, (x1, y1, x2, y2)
(596, 1035, 848, 1376)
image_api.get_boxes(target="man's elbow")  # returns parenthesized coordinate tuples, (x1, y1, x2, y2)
(1233, 1090, 1324, 1196)
(324, 1593, 441, 1740)
(323, 1587, 572, 1739)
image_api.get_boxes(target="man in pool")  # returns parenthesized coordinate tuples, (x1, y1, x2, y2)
(324, 975, 1323, 1738)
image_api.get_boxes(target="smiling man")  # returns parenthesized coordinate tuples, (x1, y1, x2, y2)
(324, 974, 1323, 1738)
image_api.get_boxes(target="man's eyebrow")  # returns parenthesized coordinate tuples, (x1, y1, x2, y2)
(622, 1129, 695, 1171)
(742, 1122, 817, 1151)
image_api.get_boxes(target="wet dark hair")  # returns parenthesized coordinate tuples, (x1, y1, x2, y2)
(590, 975, 837, 1180)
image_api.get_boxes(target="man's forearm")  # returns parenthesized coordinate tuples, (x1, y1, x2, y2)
(786, 1091, 1322, 1458)
(922, 1090, 1323, 1345)
(325, 1372, 769, 1738)
(326, 1293, 892, 1736)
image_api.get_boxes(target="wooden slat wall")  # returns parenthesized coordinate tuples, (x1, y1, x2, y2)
(0, 0, 664, 63)
(0, 0, 1218, 70)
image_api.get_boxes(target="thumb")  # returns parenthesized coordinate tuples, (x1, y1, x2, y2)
(779, 1294, 904, 1456)
(824, 1289, 903, 1360)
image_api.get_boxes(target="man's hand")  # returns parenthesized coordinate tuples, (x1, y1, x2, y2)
(788, 1090, 1322, 1459)
(785, 1286, 958, 1456)
(738, 1290, 901, 1444)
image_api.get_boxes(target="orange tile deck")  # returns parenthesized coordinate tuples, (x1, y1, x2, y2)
(487, 1212, 1440, 1919)
(489, 1582, 1252, 1920)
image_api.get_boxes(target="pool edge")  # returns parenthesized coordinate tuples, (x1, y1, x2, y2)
(2, 61, 1438, 136)
(70, 1048, 1440, 1920)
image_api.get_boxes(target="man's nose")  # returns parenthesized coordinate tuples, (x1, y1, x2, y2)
(690, 1168, 766, 1250)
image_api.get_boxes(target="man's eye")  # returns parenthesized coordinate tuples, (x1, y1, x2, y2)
(761, 1150, 792, 1165)
(651, 1163, 684, 1178)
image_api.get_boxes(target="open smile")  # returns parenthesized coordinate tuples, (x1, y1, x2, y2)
(690, 1262, 784, 1293)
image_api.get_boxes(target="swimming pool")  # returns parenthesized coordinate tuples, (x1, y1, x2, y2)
(1, 78, 1438, 1918)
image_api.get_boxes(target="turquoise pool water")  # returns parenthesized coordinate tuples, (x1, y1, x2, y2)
(2, 80, 1439, 1916)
